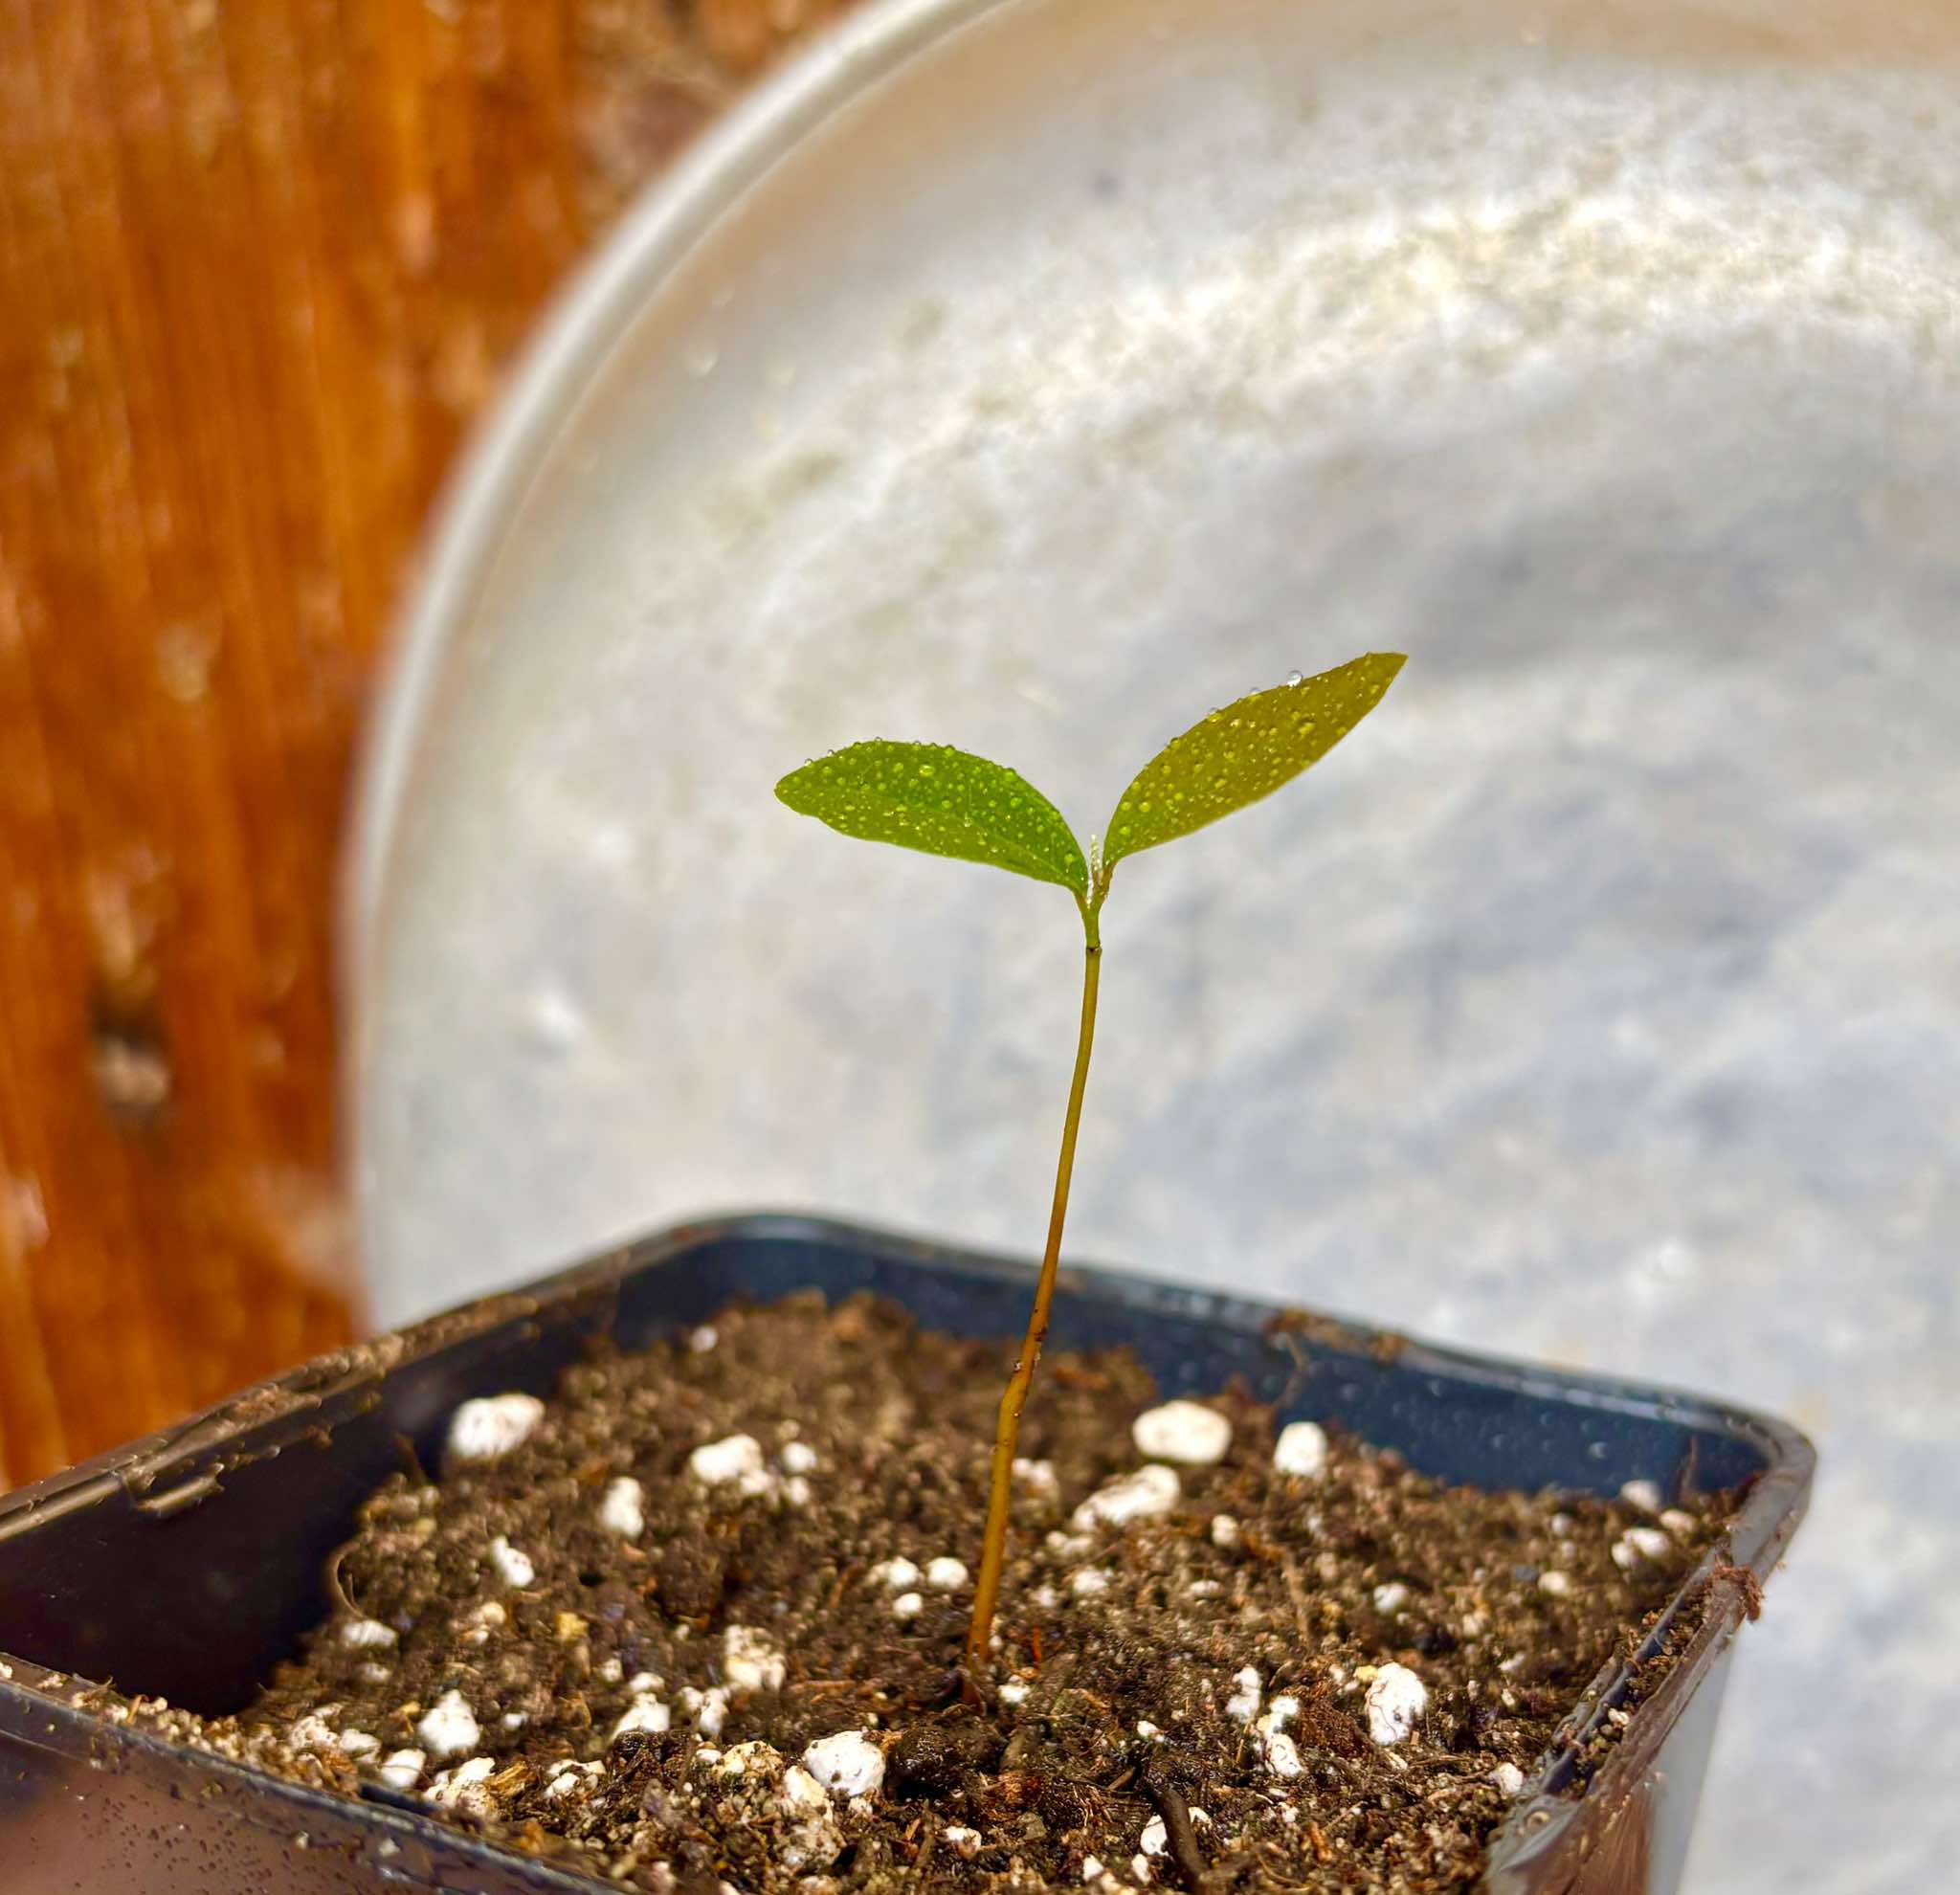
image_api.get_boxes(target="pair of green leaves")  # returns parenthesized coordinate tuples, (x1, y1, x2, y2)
(775, 652, 1405, 911)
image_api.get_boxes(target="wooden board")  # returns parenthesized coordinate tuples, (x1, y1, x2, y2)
(0, 0, 844, 1485)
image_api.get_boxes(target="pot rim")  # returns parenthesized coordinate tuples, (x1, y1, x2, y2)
(0, 1211, 1815, 1893)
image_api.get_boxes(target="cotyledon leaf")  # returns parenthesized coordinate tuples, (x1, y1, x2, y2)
(1102, 652, 1407, 869)
(776, 740, 1088, 896)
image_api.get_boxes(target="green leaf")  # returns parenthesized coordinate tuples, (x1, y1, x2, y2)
(777, 741, 1088, 897)
(1102, 653, 1406, 869)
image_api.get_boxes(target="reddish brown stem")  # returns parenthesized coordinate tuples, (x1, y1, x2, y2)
(965, 901, 1103, 1671)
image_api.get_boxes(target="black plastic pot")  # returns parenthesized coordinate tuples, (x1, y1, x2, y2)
(0, 1215, 1810, 1895)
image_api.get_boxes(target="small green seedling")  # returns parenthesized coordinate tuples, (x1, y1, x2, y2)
(776, 652, 1405, 1673)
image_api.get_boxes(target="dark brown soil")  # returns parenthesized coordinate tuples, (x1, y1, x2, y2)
(135, 1292, 1729, 1893)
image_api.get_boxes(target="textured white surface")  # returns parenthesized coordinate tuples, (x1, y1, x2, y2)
(354, 1, 1960, 1886)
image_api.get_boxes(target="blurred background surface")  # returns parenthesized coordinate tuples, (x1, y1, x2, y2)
(4, 3, 1957, 1893)
(0, 0, 849, 1483)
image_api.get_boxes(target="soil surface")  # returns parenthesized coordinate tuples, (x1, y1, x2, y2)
(134, 1293, 1731, 1893)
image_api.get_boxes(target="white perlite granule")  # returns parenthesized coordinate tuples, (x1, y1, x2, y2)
(1613, 1526, 1673, 1570)
(722, 1625, 787, 1693)
(1072, 1462, 1180, 1531)
(431, 1755, 497, 1814)
(488, 1536, 535, 1588)
(545, 1760, 602, 1800)
(1257, 1695, 1303, 1778)
(1141, 1808, 1211, 1856)
(285, 1711, 341, 1754)
(612, 1693, 672, 1740)
(1130, 1400, 1233, 1466)
(1272, 1419, 1328, 1479)
(801, 1730, 884, 1799)
(1365, 1663, 1428, 1746)
(778, 1765, 830, 1815)
(599, 1477, 645, 1539)
(445, 1393, 544, 1462)
(416, 1691, 479, 1757)
(689, 1434, 767, 1485)
(379, 1749, 425, 1790)
(1619, 1479, 1664, 1515)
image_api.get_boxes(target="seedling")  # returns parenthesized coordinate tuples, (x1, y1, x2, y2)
(776, 653, 1406, 1670)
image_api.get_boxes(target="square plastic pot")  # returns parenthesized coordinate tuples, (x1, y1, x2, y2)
(0, 1215, 1811, 1895)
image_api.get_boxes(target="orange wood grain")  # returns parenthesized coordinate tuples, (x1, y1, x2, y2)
(0, 0, 844, 1486)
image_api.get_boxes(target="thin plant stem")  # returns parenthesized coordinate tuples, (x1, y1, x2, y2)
(965, 887, 1105, 1672)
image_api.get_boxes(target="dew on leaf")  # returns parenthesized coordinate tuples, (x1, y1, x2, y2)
(774, 738, 1087, 894)
(1100, 653, 1405, 869)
